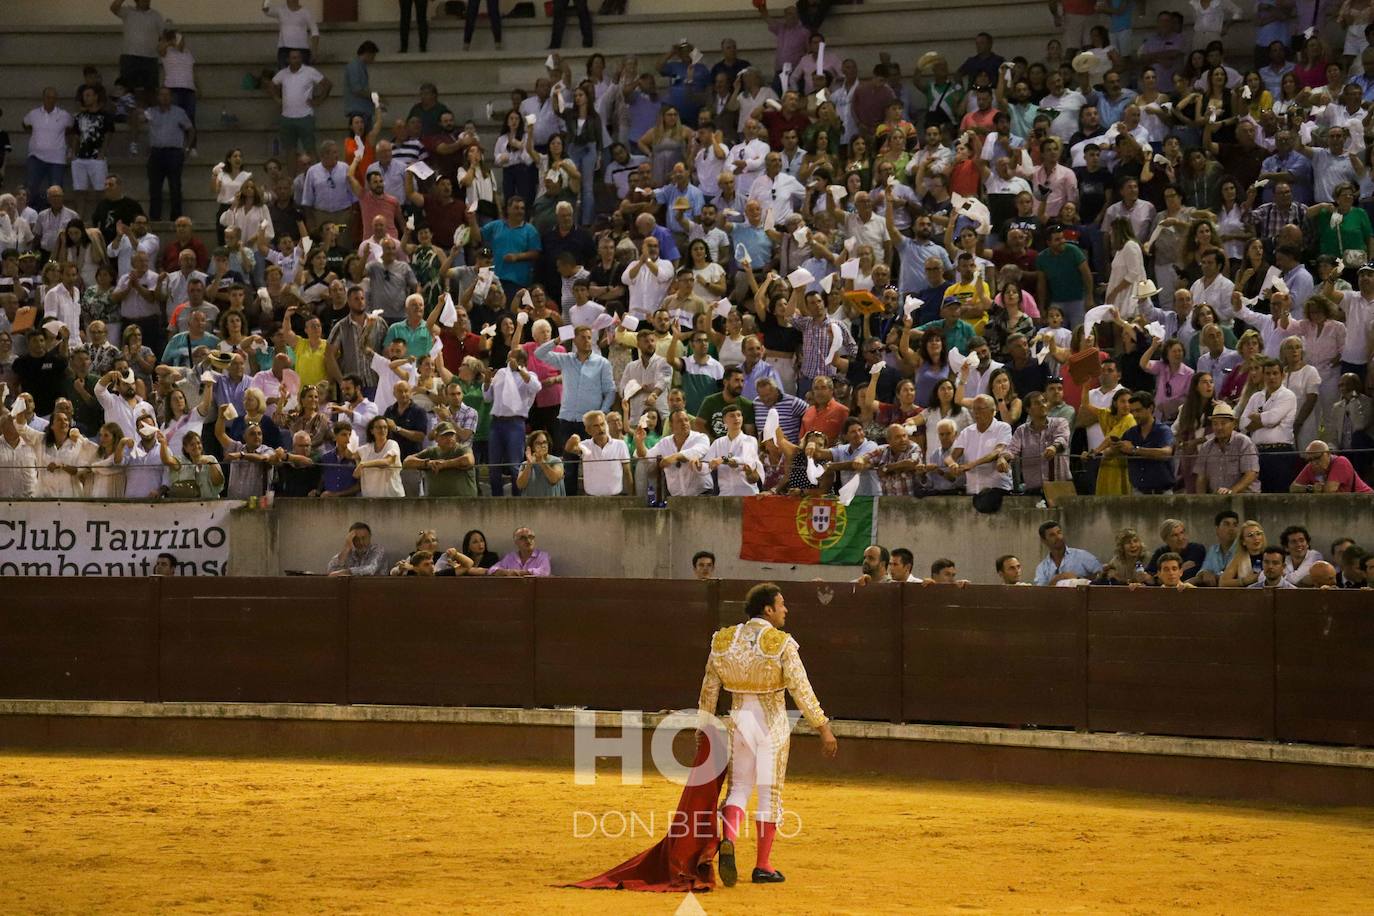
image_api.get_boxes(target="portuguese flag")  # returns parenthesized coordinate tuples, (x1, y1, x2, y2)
(739, 495, 877, 565)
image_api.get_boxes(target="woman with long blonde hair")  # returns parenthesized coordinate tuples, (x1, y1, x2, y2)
(1221, 520, 1267, 586)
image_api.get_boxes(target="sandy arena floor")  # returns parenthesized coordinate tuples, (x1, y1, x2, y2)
(1, 752, 1371, 915)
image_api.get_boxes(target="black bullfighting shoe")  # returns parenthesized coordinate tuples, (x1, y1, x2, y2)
(717, 839, 737, 887)
(751, 867, 786, 883)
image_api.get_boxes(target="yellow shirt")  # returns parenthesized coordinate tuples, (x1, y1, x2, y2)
(294, 338, 329, 387)
(947, 279, 992, 333)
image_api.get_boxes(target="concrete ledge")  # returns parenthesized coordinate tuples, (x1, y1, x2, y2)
(4, 699, 1371, 771)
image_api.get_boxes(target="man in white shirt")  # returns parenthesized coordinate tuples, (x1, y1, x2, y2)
(746, 152, 805, 226)
(620, 327, 673, 425)
(264, 0, 320, 69)
(621, 235, 674, 318)
(1182, 247, 1235, 324)
(271, 49, 330, 157)
(1038, 71, 1087, 142)
(907, 125, 953, 196)
(333, 373, 380, 442)
(1242, 358, 1298, 492)
(568, 409, 631, 496)
(947, 394, 1013, 512)
(726, 118, 770, 197)
(95, 367, 157, 438)
(702, 403, 763, 495)
(23, 88, 75, 204)
(43, 261, 83, 340)
(1329, 264, 1374, 375)
(105, 215, 162, 277)
(642, 408, 711, 495)
(484, 348, 542, 496)
(34, 186, 80, 256)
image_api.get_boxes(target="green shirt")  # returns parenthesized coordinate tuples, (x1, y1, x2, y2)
(917, 318, 975, 356)
(460, 379, 492, 441)
(1035, 243, 1088, 302)
(695, 392, 755, 440)
(681, 372, 722, 415)
(1314, 206, 1373, 258)
(383, 319, 434, 360)
(415, 443, 477, 497)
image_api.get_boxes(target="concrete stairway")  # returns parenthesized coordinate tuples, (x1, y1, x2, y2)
(0, 1, 1080, 235)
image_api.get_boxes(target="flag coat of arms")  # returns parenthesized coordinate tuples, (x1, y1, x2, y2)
(739, 495, 876, 565)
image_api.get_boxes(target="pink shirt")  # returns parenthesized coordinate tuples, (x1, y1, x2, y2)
(492, 548, 552, 576)
(1290, 318, 1346, 384)
(1293, 455, 1373, 492)
(522, 339, 565, 409)
(1147, 359, 1194, 420)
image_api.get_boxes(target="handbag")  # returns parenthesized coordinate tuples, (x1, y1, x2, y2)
(169, 478, 200, 499)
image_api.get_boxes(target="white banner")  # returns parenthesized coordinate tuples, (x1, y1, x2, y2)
(0, 501, 232, 576)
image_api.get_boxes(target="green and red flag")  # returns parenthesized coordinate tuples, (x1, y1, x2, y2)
(739, 495, 876, 565)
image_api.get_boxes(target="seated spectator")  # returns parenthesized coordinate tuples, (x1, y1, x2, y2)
(516, 429, 567, 496)
(1247, 545, 1298, 589)
(1290, 440, 1373, 493)
(326, 521, 385, 576)
(1146, 519, 1206, 583)
(1304, 561, 1338, 589)
(1220, 520, 1268, 588)
(1130, 552, 1196, 591)
(692, 550, 715, 580)
(490, 526, 552, 576)
(925, 558, 970, 586)
(1279, 525, 1323, 585)
(1197, 510, 1240, 588)
(1033, 521, 1103, 585)
(889, 547, 922, 583)
(995, 554, 1026, 585)
(854, 544, 891, 585)
(461, 529, 501, 570)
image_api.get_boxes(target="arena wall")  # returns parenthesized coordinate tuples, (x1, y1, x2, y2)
(2, 576, 1370, 749)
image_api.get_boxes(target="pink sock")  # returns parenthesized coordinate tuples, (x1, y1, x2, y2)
(755, 820, 776, 871)
(721, 805, 745, 843)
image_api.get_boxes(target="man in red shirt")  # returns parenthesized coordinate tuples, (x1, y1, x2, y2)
(850, 64, 896, 138)
(161, 216, 210, 271)
(423, 175, 469, 251)
(760, 91, 810, 150)
(800, 375, 849, 445)
(348, 156, 403, 240)
(422, 111, 473, 182)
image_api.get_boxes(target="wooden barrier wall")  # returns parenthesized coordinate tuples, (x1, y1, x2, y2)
(1, 577, 1371, 748)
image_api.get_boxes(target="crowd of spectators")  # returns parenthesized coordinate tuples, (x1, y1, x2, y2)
(841, 515, 1372, 588)
(3, 2, 1374, 544)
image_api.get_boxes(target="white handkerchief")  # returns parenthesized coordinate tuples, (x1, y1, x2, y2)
(837, 470, 862, 506)
(713, 298, 733, 318)
(793, 225, 810, 246)
(816, 87, 827, 103)
(591, 313, 618, 332)
(300, 236, 313, 256)
(903, 295, 923, 318)
(787, 267, 814, 287)
(839, 259, 860, 280)
(1252, 178, 1270, 190)
(545, 54, 558, 68)
(454, 225, 471, 246)
(1260, 265, 1283, 294)
(558, 324, 576, 342)
(622, 379, 643, 401)
(371, 91, 381, 108)
(1144, 321, 1165, 340)
(485, 101, 496, 121)
(762, 407, 780, 443)
(829, 185, 847, 203)
(430, 335, 444, 359)
(1272, 277, 1289, 296)
(406, 214, 416, 231)
(948, 347, 969, 372)
(763, 98, 783, 111)
(819, 274, 835, 293)
(824, 323, 843, 365)
(869, 361, 884, 376)
(675, 309, 695, 329)
(1081, 304, 1114, 337)
(439, 294, 458, 327)
(806, 456, 825, 485)
(480, 323, 497, 338)
(200, 371, 217, 383)
(223, 405, 239, 421)
(1330, 211, 1345, 230)
(620, 314, 640, 332)
(525, 113, 537, 126)
(816, 41, 825, 75)
(734, 242, 752, 266)
(690, 48, 703, 65)
(516, 310, 530, 326)
(406, 160, 435, 181)
(1304, 26, 1316, 38)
